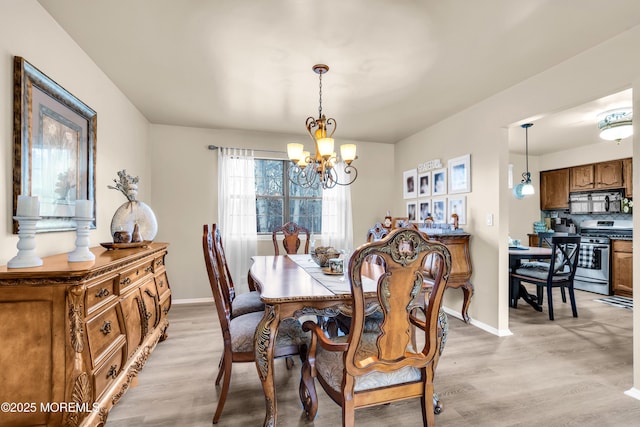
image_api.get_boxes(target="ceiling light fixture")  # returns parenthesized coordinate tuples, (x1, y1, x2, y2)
(514, 123, 535, 199)
(287, 64, 357, 190)
(598, 108, 633, 143)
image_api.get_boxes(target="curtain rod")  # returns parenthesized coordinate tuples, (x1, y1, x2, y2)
(207, 145, 286, 155)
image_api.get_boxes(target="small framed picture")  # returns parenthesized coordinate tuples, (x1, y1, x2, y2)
(448, 154, 471, 194)
(418, 198, 431, 221)
(406, 201, 417, 222)
(392, 217, 409, 228)
(403, 169, 417, 199)
(448, 196, 466, 225)
(432, 168, 447, 196)
(432, 198, 447, 223)
(418, 171, 431, 197)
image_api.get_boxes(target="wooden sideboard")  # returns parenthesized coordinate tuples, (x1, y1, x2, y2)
(423, 233, 473, 323)
(0, 243, 171, 427)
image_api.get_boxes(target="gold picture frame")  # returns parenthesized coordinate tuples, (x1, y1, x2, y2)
(13, 56, 97, 233)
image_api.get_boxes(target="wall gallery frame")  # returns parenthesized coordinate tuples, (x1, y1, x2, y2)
(432, 168, 447, 196)
(418, 171, 431, 197)
(448, 154, 471, 194)
(432, 198, 446, 223)
(418, 198, 431, 221)
(448, 196, 467, 225)
(406, 201, 417, 222)
(13, 56, 97, 233)
(403, 169, 417, 199)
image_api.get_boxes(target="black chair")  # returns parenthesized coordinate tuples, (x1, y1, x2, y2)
(510, 236, 581, 320)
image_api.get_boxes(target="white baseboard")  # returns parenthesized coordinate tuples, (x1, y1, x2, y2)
(624, 387, 640, 400)
(171, 297, 213, 305)
(442, 306, 513, 337)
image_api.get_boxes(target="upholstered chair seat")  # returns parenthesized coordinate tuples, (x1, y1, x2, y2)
(230, 312, 309, 353)
(231, 291, 264, 318)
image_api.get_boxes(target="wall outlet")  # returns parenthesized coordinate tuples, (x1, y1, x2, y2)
(486, 213, 494, 226)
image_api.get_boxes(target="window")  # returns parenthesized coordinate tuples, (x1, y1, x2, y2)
(255, 159, 322, 234)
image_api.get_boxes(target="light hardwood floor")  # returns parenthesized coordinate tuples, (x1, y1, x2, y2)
(106, 286, 640, 426)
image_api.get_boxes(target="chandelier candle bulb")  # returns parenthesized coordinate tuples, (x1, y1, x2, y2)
(340, 144, 357, 164)
(16, 195, 39, 217)
(74, 199, 93, 219)
(317, 138, 334, 158)
(287, 143, 304, 163)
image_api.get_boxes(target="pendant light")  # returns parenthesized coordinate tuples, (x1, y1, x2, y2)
(513, 123, 535, 199)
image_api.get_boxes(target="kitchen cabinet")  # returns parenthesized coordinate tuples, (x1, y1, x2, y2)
(595, 160, 624, 189)
(0, 243, 172, 427)
(623, 157, 633, 198)
(611, 240, 632, 298)
(570, 164, 595, 191)
(540, 168, 569, 210)
(568, 160, 624, 192)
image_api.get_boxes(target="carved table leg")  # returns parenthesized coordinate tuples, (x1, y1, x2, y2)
(254, 304, 280, 427)
(460, 280, 474, 323)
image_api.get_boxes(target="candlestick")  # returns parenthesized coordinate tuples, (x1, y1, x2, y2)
(74, 199, 93, 219)
(68, 217, 95, 262)
(8, 216, 43, 268)
(16, 195, 40, 217)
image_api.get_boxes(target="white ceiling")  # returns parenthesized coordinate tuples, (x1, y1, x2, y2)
(37, 0, 639, 154)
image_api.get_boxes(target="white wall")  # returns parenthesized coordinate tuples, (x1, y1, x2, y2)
(149, 124, 394, 300)
(0, 1, 151, 265)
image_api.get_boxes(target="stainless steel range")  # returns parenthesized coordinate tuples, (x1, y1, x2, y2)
(575, 220, 633, 295)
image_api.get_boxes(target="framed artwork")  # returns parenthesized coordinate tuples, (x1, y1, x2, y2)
(448, 196, 467, 225)
(406, 201, 417, 222)
(13, 57, 97, 233)
(448, 154, 471, 194)
(418, 171, 431, 197)
(392, 217, 410, 228)
(403, 169, 417, 199)
(432, 198, 446, 223)
(418, 198, 431, 221)
(432, 168, 447, 196)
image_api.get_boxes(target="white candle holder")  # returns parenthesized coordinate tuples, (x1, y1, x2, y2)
(68, 217, 95, 262)
(8, 216, 43, 268)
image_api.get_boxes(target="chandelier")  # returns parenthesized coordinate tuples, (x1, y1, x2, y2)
(513, 123, 535, 199)
(287, 64, 357, 190)
(598, 108, 633, 143)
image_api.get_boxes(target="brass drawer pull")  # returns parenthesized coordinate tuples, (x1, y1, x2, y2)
(158, 280, 164, 288)
(162, 306, 170, 315)
(145, 265, 153, 273)
(145, 312, 153, 320)
(95, 288, 110, 298)
(156, 259, 163, 266)
(120, 277, 131, 286)
(100, 320, 112, 335)
(144, 289, 156, 298)
(106, 365, 118, 379)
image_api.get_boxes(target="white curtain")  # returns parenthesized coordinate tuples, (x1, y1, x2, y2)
(321, 162, 354, 251)
(218, 147, 257, 293)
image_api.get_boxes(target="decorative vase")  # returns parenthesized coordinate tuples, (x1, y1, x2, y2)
(110, 201, 157, 241)
(108, 170, 158, 242)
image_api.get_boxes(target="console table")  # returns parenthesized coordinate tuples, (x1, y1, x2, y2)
(423, 232, 473, 322)
(0, 243, 171, 427)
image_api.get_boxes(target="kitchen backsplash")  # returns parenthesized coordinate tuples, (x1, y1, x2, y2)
(543, 212, 632, 232)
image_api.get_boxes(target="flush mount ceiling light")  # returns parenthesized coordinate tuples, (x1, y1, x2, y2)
(287, 64, 357, 190)
(598, 108, 633, 143)
(513, 123, 535, 199)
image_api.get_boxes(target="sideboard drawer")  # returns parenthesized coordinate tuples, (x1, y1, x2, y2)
(117, 259, 154, 293)
(93, 342, 126, 401)
(86, 304, 125, 367)
(86, 275, 118, 316)
(155, 271, 170, 300)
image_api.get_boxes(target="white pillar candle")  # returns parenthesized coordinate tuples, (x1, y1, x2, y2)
(74, 199, 93, 218)
(16, 195, 40, 217)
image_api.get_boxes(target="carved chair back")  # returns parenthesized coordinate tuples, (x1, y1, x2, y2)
(202, 224, 233, 338)
(271, 221, 310, 255)
(366, 223, 389, 242)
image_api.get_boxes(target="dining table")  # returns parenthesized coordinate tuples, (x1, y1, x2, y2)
(508, 246, 553, 311)
(248, 254, 381, 427)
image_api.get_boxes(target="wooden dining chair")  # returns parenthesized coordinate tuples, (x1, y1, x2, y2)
(209, 224, 264, 318)
(366, 222, 389, 242)
(272, 221, 310, 255)
(510, 236, 581, 320)
(299, 228, 452, 426)
(202, 224, 309, 423)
